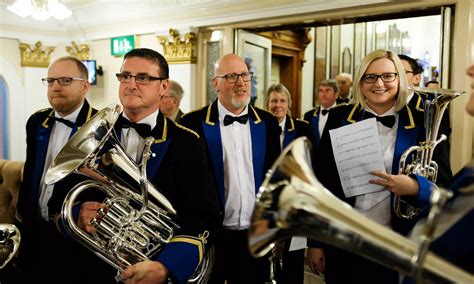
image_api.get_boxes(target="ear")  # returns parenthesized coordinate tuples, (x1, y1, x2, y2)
(212, 78, 219, 92)
(158, 79, 169, 97)
(413, 74, 421, 86)
(82, 80, 90, 97)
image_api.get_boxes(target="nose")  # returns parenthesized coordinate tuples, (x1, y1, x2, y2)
(374, 77, 384, 85)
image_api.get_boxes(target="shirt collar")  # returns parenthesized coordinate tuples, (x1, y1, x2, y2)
(123, 109, 159, 130)
(365, 104, 396, 117)
(54, 101, 83, 122)
(321, 102, 337, 111)
(217, 99, 249, 122)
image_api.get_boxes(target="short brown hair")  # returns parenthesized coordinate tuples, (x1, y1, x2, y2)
(52, 56, 88, 79)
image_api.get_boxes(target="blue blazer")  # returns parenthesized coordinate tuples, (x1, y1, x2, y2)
(180, 100, 281, 209)
(313, 103, 452, 232)
(303, 106, 322, 147)
(113, 112, 221, 284)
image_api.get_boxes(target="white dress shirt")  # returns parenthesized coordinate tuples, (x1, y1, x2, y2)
(218, 101, 255, 230)
(318, 103, 336, 138)
(354, 105, 398, 227)
(120, 109, 158, 162)
(38, 103, 83, 220)
(278, 116, 286, 149)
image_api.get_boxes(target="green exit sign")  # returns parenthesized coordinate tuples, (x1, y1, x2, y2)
(111, 35, 135, 56)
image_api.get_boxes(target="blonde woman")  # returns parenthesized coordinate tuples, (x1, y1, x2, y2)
(308, 50, 451, 283)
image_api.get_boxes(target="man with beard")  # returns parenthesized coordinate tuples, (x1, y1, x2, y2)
(16, 56, 116, 283)
(180, 54, 281, 284)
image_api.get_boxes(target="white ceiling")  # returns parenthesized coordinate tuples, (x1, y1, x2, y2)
(0, 0, 394, 43)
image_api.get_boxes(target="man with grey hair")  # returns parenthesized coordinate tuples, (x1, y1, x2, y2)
(160, 79, 185, 123)
(335, 72, 353, 104)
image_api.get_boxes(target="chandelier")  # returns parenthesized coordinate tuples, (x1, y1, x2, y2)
(7, 0, 72, 21)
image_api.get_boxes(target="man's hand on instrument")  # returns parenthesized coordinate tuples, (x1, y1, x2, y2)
(369, 171, 419, 196)
(78, 201, 107, 233)
(123, 260, 168, 284)
(307, 247, 325, 276)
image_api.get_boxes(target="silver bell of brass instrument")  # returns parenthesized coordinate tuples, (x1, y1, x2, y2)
(249, 137, 473, 283)
(394, 87, 464, 219)
(0, 223, 20, 269)
(45, 104, 212, 283)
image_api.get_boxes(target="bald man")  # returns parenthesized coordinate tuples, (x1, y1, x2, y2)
(335, 73, 353, 104)
(180, 54, 281, 284)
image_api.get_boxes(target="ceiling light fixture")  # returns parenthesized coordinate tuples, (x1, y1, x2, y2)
(7, 0, 72, 21)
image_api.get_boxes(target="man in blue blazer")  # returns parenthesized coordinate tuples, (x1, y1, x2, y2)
(15, 56, 117, 283)
(180, 54, 281, 284)
(77, 48, 220, 284)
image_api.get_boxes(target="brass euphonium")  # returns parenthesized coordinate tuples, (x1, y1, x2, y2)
(394, 87, 464, 219)
(45, 104, 213, 283)
(0, 223, 20, 269)
(249, 137, 473, 283)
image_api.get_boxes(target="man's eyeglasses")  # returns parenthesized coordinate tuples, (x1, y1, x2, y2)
(214, 72, 253, 84)
(42, 77, 85, 86)
(362, 73, 398, 84)
(405, 70, 415, 74)
(116, 73, 167, 85)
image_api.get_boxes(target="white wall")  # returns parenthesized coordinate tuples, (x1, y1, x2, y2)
(0, 30, 197, 160)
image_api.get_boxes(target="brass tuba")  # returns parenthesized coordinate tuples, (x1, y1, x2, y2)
(0, 223, 20, 269)
(249, 137, 473, 283)
(45, 104, 213, 283)
(394, 87, 464, 219)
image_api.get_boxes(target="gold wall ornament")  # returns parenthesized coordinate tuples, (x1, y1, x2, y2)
(158, 29, 197, 64)
(66, 41, 90, 60)
(19, 41, 55, 68)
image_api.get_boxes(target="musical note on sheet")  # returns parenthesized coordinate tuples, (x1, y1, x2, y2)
(329, 118, 385, 197)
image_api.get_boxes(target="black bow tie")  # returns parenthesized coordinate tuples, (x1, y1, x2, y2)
(48, 116, 75, 128)
(223, 114, 249, 126)
(321, 109, 329, 116)
(364, 113, 396, 128)
(337, 98, 350, 104)
(116, 116, 152, 138)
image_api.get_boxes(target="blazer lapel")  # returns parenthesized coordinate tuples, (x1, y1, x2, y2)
(202, 102, 226, 206)
(392, 105, 420, 174)
(32, 110, 55, 202)
(283, 115, 296, 149)
(310, 107, 320, 145)
(249, 106, 266, 193)
(147, 112, 170, 181)
(70, 99, 94, 136)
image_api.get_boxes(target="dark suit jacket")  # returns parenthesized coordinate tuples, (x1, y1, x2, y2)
(114, 111, 221, 283)
(179, 100, 281, 210)
(309, 103, 452, 283)
(408, 91, 452, 187)
(303, 106, 322, 147)
(282, 115, 310, 149)
(15, 100, 117, 283)
(174, 108, 184, 123)
(314, 103, 452, 231)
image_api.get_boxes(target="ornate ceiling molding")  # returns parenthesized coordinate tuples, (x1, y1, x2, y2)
(19, 41, 55, 67)
(158, 29, 197, 64)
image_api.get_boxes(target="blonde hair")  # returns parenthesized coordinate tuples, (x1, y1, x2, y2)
(353, 49, 408, 112)
(265, 83, 292, 114)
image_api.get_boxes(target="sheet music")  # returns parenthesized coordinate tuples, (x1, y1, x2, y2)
(329, 118, 385, 197)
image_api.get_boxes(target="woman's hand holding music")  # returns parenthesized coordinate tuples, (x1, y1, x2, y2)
(369, 171, 419, 196)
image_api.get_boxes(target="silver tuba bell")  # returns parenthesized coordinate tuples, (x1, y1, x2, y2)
(249, 137, 473, 283)
(45, 104, 212, 283)
(394, 87, 464, 219)
(0, 223, 20, 269)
